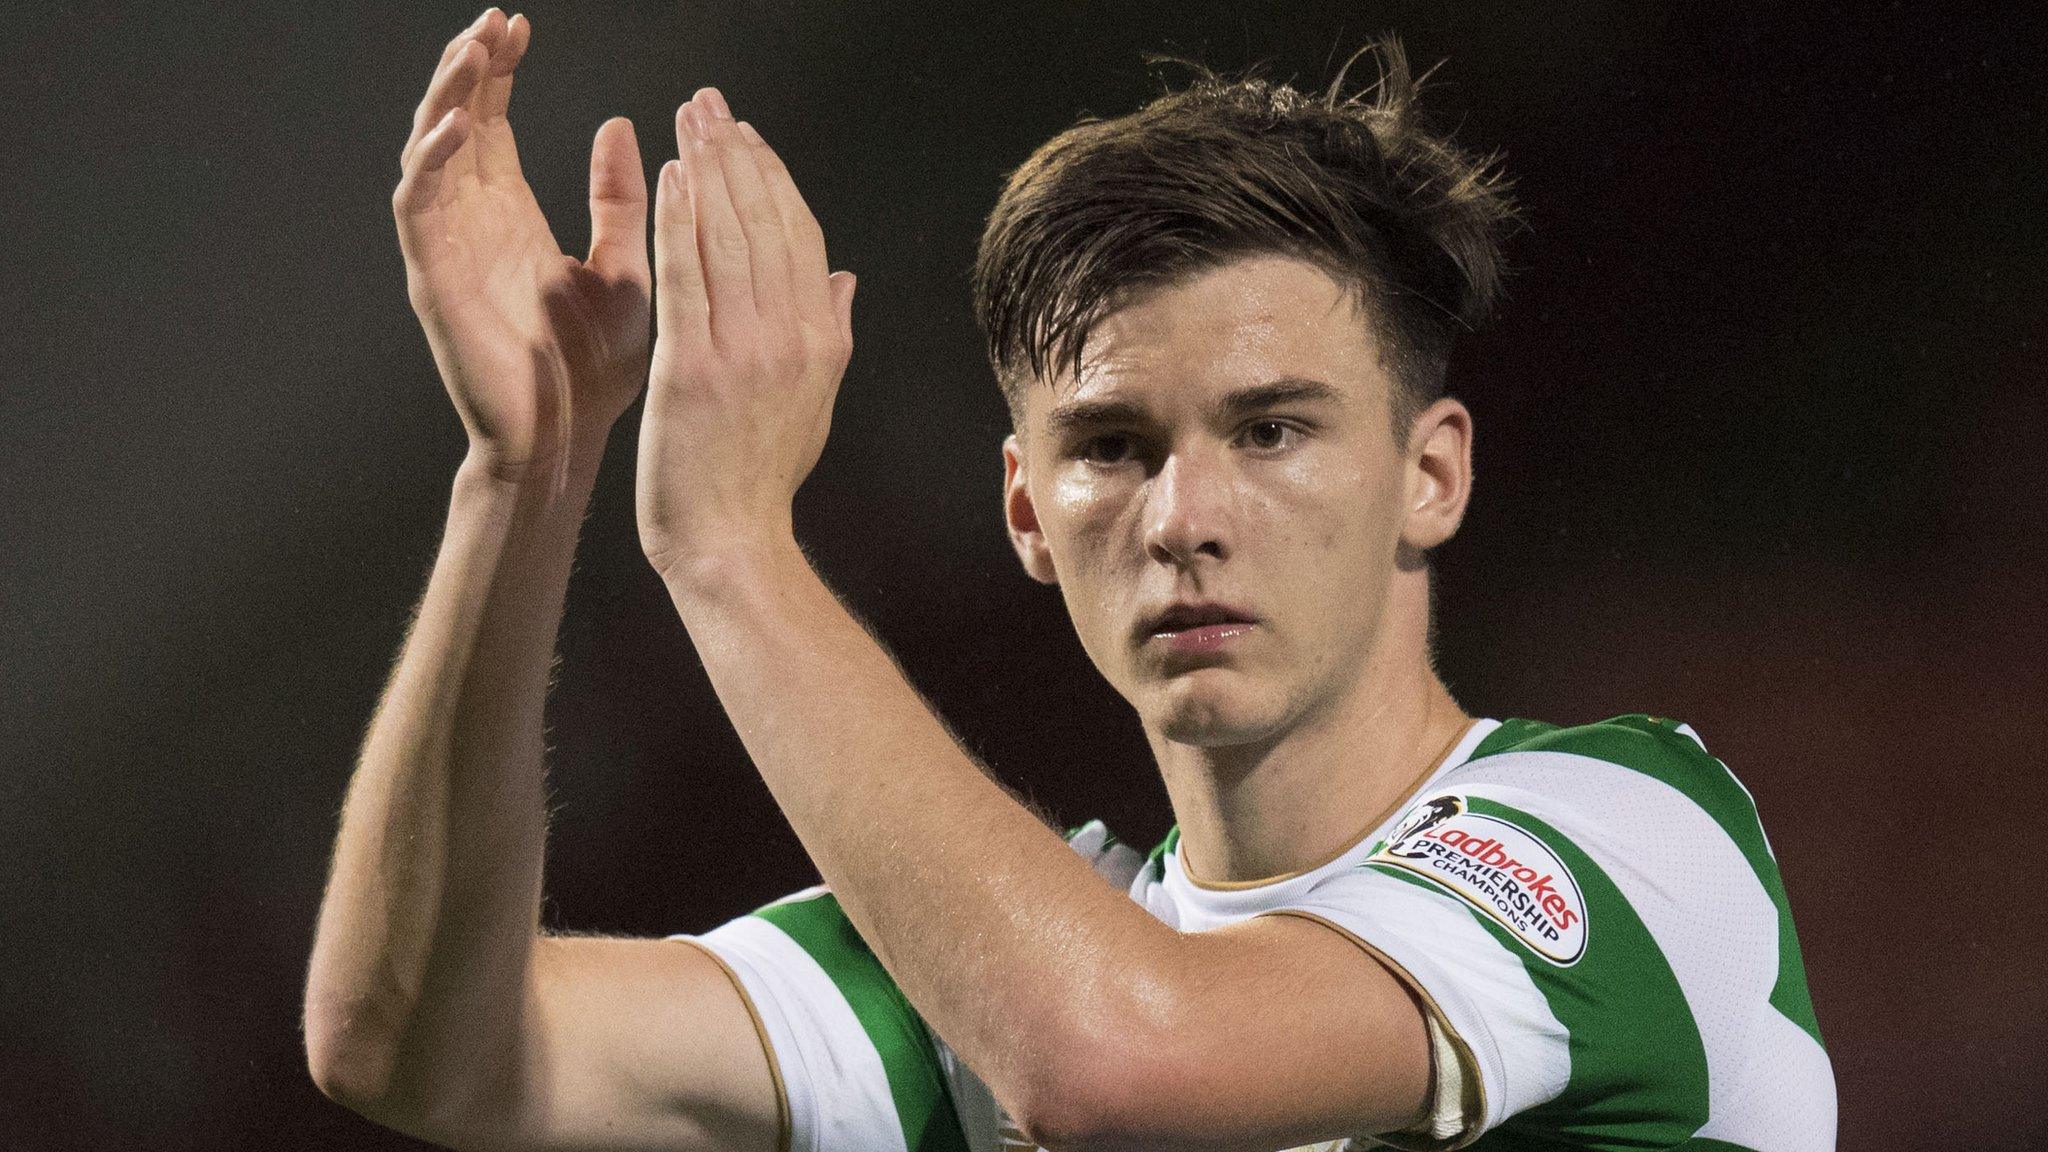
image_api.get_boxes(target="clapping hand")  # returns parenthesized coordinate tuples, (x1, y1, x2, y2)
(393, 9, 652, 490)
(634, 88, 857, 578)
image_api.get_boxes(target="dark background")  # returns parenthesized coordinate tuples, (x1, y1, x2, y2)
(3, 1, 2042, 1147)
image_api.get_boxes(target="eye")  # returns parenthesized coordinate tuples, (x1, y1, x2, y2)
(1238, 419, 1301, 452)
(1077, 433, 1137, 466)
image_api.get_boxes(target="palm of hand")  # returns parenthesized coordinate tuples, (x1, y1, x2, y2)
(395, 11, 653, 480)
(412, 178, 647, 470)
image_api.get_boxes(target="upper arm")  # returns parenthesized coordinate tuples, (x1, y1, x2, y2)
(1036, 912, 1436, 1152)
(415, 934, 784, 1152)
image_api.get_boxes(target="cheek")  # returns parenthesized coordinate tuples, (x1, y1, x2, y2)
(1267, 452, 1391, 556)
(1265, 460, 1404, 629)
(1048, 471, 1135, 573)
(1044, 471, 1139, 644)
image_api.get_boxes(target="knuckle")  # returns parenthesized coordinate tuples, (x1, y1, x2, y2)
(658, 291, 708, 328)
(751, 340, 801, 380)
(813, 329, 852, 369)
(403, 275, 434, 314)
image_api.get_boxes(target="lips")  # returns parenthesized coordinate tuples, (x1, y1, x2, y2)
(1135, 600, 1259, 641)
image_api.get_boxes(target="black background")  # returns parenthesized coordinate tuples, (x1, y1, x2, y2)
(3, 1, 2043, 1147)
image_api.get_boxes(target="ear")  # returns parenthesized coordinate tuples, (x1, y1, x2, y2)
(1401, 397, 1473, 551)
(1002, 434, 1059, 585)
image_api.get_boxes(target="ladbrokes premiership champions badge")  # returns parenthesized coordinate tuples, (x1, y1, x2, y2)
(1369, 794, 1588, 965)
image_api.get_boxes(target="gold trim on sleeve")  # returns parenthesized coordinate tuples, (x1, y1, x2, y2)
(675, 937, 793, 1152)
(1257, 909, 1487, 1152)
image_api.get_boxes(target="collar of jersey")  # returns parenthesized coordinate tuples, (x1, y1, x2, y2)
(1160, 718, 1503, 917)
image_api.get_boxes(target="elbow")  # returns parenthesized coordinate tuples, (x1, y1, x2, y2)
(303, 991, 514, 1145)
(1010, 1073, 1159, 1152)
(304, 1002, 401, 1115)
(1005, 1004, 1274, 1152)
(303, 979, 439, 1127)
(1005, 1024, 1169, 1152)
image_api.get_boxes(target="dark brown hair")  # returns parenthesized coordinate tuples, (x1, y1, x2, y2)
(972, 37, 1523, 439)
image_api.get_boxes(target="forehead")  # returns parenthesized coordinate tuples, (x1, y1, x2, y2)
(1028, 253, 1390, 421)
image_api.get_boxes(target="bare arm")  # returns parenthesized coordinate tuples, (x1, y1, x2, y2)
(302, 11, 775, 1150)
(634, 90, 1433, 1150)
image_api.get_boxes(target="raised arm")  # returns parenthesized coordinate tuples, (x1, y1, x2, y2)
(302, 12, 776, 1149)
(633, 90, 1436, 1151)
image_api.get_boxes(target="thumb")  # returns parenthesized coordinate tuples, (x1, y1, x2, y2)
(587, 116, 650, 285)
(829, 270, 857, 350)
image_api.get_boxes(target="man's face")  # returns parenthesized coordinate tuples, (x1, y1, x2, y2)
(1003, 254, 1452, 747)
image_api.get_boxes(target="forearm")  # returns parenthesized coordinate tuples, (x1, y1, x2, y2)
(663, 541, 1170, 1122)
(305, 449, 598, 1112)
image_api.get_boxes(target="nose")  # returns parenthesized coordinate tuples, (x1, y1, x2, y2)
(1142, 447, 1231, 567)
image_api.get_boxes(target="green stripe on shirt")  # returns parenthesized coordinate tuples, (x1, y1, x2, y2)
(1373, 795, 1712, 1150)
(754, 891, 970, 1152)
(1472, 716, 1824, 1049)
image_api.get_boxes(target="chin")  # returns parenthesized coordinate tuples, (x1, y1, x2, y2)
(1144, 667, 1287, 746)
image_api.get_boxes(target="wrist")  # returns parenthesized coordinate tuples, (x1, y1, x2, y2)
(652, 528, 808, 604)
(451, 447, 601, 533)
(458, 440, 604, 499)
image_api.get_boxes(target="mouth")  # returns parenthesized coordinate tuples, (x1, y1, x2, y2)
(1134, 601, 1260, 648)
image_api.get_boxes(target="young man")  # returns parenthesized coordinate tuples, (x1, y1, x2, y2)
(305, 9, 1836, 1151)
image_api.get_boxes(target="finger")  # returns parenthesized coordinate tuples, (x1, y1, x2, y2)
(705, 106, 793, 326)
(401, 37, 489, 170)
(419, 8, 503, 105)
(470, 12, 533, 183)
(587, 117, 650, 286)
(472, 10, 529, 121)
(739, 120, 836, 335)
(654, 159, 712, 351)
(395, 107, 474, 216)
(678, 100, 755, 342)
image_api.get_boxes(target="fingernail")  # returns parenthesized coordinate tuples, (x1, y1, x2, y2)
(683, 104, 706, 140)
(704, 88, 732, 120)
(736, 120, 762, 145)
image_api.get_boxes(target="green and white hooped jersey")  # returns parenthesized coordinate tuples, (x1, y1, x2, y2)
(671, 715, 1835, 1151)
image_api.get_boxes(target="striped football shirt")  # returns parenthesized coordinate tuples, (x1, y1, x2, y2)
(672, 715, 1835, 1151)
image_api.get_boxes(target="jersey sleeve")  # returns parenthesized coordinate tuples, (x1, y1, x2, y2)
(669, 887, 971, 1152)
(666, 829, 1142, 1152)
(1275, 717, 1833, 1150)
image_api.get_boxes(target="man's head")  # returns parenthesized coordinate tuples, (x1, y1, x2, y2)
(973, 40, 1520, 746)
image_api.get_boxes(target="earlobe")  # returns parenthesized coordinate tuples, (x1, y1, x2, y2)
(1401, 398, 1474, 551)
(1002, 435, 1059, 585)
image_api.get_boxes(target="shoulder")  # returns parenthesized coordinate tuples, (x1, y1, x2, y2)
(1472, 713, 1730, 786)
(1449, 713, 1775, 866)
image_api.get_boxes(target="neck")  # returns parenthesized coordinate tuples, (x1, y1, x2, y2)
(1149, 619, 1472, 887)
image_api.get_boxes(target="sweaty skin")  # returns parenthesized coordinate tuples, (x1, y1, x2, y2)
(1001, 255, 1477, 885)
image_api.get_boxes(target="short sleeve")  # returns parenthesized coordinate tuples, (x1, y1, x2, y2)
(670, 887, 971, 1152)
(1277, 721, 1825, 1147)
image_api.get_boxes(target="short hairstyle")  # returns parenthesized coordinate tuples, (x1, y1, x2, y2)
(971, 37, 1523, 440)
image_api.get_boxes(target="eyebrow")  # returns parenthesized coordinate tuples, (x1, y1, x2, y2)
(1043, 376, 1345, 435)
